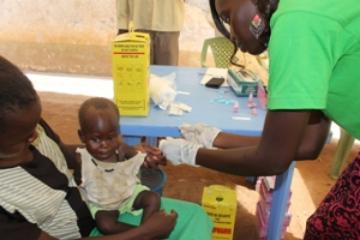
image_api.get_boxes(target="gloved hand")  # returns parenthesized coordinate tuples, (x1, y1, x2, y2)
(179, 123, 221, 149)
(159, 138, 201, 166)
(136, 143, 167, 168)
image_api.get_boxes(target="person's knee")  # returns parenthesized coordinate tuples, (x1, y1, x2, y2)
(143, 191, 161, 209)
(95, 211, 119, 234)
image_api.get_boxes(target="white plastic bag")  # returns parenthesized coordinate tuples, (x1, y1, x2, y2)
(149, 73, 177, 110)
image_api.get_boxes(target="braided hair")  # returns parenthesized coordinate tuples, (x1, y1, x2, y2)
(253, 0, 279, 47)
(209, 0, 278, 50)
(0, 56, 37, 133)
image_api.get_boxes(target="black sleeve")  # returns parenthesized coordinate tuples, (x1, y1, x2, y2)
(74, 152, 82, 185)
(39, 118, 82, 170)
(0, 206, 41, 240)
(38, 119, 62, 144)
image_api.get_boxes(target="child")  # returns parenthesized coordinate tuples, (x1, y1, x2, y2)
(75, 97, 162, 235)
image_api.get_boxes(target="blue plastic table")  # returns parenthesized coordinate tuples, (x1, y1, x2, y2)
(120, 65, 295, 240)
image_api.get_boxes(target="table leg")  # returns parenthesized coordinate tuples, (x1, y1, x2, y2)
(146, 137, 159, 147)
(267, 161, 295, 240)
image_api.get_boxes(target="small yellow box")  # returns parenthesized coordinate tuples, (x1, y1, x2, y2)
(202, 185, 237, 240)
(112, 28, 150, 116)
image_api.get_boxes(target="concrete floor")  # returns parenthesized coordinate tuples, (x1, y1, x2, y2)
(37, 89, 359, 240)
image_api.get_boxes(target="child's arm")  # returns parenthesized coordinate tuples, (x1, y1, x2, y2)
(134, 143, 167, 168)
(121, 143, 138, 159)
(121, 143, 166, 167)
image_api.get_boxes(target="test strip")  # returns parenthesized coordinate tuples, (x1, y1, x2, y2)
(232, 116, 251, 121)
(176, 91, 190, 95)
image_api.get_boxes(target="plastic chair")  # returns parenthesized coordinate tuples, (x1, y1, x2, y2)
(330, 128, 355, 179)
(200, 37, 236, 68)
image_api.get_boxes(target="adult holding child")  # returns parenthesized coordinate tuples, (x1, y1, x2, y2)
(0, 55, 212, 240)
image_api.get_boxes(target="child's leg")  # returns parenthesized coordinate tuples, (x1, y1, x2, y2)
(95, 210, 135, 235)
(90, 197, 213, 239)
(133, 190, 161, 222)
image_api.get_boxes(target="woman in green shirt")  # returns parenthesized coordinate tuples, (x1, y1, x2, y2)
(160, 0, 360, 238)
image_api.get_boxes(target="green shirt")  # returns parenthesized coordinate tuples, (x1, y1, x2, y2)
(268, 0, 360, 139)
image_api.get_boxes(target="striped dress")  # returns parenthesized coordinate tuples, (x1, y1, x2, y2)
(0, 121, 94, 239)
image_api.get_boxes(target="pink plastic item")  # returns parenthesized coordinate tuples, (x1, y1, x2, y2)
(257, 81, 268, 109)
(233, 100, 240, 113)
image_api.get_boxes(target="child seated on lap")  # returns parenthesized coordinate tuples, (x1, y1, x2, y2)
(75, 97, 162, 235)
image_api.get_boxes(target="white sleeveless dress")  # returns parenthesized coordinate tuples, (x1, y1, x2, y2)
(76, 148, 148, 215)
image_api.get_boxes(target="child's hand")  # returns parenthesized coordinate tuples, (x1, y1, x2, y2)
(135, 143, 167, 168)
(142, 209, 178, 239)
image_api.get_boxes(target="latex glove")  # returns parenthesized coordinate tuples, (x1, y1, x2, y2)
(179, 123, 221, 149)
(159, 138, 201, 166)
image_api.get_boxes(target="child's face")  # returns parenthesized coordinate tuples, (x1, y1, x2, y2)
(0, 99, 41, 161)
(79, 108, 122, 162)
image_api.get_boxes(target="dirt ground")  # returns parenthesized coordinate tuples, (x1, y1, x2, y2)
(39, 91, 359, 240)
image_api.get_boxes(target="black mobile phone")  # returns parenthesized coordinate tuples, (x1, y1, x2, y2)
(205, 77, 225, 89)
